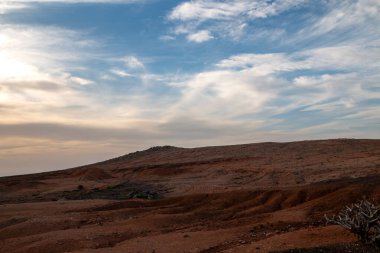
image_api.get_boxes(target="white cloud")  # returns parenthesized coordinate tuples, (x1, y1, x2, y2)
(110, 68, 133, 78)
(167, 0, 380, 45)
(0, 2, 29, 14)
(169, 0, 306, 22)
(166, 68, 274, 119)
(310, 0, 380, 36)
(0, 24, 97, 83)
(4, 0, 134, 1)
(302, 98, 356, 112)
(3, 0, 141, 4)
(122, 56, 145, 69)
(289, 0, 380, 47)
(216, 45, 380, 74)
(1, 0, 380, 176)
(0, 24, 129, 127)
(1, 2, 378, 133)
(168, 0, 308, 41)
(108, 56, 147, 80)
(0, 51, 47, 81)
(163, 42, 380, 127)
(216, 53, 293, 72)
(186, 30, 213, 43)
(0, 0, 145, 14)
(169, 1, 242, 21)
(70, 76, 93, 85)
(159, 35, 175, 41)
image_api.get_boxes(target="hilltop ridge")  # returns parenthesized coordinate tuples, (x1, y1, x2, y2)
(1, 139, 380, 253)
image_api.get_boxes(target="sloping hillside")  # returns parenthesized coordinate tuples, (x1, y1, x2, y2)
(1, 139, 380, 252)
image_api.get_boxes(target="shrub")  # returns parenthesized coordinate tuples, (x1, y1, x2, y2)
(325, 198, 380, 246)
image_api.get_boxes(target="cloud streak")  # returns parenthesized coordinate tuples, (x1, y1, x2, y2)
(186, 30, 214, 43)
(169, 0, 307, 21)
(0, 0, 145, 14)
(0, 24, 97, 83)
(167, 0, 308, 41)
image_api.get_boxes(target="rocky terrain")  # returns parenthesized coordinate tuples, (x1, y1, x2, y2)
(1, 139, 380, 252)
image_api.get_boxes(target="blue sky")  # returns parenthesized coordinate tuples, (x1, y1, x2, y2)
(0, 0, 379, 176)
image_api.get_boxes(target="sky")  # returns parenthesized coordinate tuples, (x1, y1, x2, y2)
(0, 0, 379, 176)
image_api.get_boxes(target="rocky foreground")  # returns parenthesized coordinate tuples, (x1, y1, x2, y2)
(1, 139, 380, 252)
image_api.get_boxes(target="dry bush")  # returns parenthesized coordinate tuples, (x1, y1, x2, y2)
(325, 198, 380, 246)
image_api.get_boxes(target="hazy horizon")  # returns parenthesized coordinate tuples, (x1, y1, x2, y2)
(1, 0, 379, 176)
(1, 137, 378, 177)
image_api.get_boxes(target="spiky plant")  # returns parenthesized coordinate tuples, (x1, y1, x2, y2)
(325, 198, 380, 246)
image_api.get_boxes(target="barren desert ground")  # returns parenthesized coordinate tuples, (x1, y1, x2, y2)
(1, 139, 380, 253)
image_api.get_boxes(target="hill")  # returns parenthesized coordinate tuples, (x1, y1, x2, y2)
(1, 139, 380, 252)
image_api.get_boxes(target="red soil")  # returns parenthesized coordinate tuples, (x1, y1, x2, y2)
(70, 167, 113, 181)
(0, 139, 380, 252)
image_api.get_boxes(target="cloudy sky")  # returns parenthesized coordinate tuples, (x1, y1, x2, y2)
(0, 0, 379, 176)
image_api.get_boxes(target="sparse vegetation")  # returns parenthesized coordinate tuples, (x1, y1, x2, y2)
(325, 198, 380, 247)
(128, 191, 158, 200)
(61, 181, 160, 201)
(271, 243, 380, 253)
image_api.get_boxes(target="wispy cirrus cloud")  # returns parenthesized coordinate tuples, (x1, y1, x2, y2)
(169, 0, 307, 21)
(290, 0, 380, 47)
(0, 0, 145, 14)
(307, 0, 380, 36)
(217, 45, 380, 73)
(0, 2, 29, 13)
(0, 24, 97, 82)
(167, 0, 308, 42)
(3, 0, 140, 2)
(186, 30, 214, 43)
(163, 42, 380, 135)
(120, 55, 145, 70)
(167, 0, 380, 46)
(0, 24, 142, 127)
(0, 24, 98, 126)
